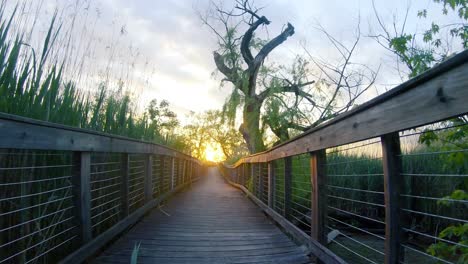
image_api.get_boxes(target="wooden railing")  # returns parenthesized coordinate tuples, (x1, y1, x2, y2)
(220, 50, 468, 264)
(0, 113, 205, 264)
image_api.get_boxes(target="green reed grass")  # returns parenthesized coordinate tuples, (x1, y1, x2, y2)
(0, 3, 185, 150)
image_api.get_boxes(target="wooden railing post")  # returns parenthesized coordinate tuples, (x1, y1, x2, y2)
(72, 151, 92, 243)
(144, 154, 153, 203)
(284, 157, 292, 219)
(250, 163, 254, 186)
(120, 153, 129, 218)
(171, 157, 175, 190)
(268, 162, 275, 208)
(381, 133, 404, 264)
(258, 164, 263, 199)
(189, 161, 193, 182)
(183, 160, 186, 184)
(310, 150, 327, 246)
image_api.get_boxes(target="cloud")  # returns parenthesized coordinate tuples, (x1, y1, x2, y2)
(11, 0, 462, 121)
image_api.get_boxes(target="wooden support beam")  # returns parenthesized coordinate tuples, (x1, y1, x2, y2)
(258, 164, 263, 199)
(144, 155, 153, 203)
(171, 157, 175, 190)
(120, 154, 129, 218)
(250, 163, 255, 192)
(268, 162, 275, 208)
(189, 161, 192, 181)
(381, 133, 404, 264)
(284, 157, 292, 219)
(72, 152, 92, 243)
(310, 150, 327, 245)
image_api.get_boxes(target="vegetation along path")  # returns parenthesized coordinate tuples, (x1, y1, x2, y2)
(93, 168, 312, 264)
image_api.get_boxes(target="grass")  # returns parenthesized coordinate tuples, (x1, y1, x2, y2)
(252, 127, 467, 264)
(0, 2, 187, 151)
(0, 3, 188, 263)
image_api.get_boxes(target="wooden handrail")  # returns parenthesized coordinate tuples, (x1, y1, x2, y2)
(221, 49, 468, 264)
(0, 113, 205, 263)
(0, 112, 200, 163)
(229, 49, 468, 166)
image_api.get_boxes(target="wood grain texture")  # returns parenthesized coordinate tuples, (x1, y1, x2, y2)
(310, 150, 326, 245)
(93, 168, 312, 264)
(284, 157, 292, 219)
(120, 154, 130, 218)
(381, 133, 404, 264)
(222, 171, 346, 264)
(72, 152, 92, 243)
(144, 155, 153, 202)
(268, 162, 274, 208)
(59, 177, 199, 264)
(0, 112, 199, 163)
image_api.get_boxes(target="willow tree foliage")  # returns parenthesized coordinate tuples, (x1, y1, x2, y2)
(184, 110, 248, 162)
(202, 0, 376, 153)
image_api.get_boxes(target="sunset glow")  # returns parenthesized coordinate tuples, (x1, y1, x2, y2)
(204, 143, 225, 162)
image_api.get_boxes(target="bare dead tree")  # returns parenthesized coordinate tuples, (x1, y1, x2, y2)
(201, 0, 378, 151)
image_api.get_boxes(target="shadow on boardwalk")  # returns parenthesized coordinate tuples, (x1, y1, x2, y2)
(93, 167, 311, 264)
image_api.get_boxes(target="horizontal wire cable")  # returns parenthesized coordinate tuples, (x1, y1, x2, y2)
(0, 185, 72, 202)
(326, 225, 385, 256)
(25, 235, 78, 264)
(401, 244, 453, 264)
(327, 185, 384, 194)
(0, 225, 76, 263)
(328, 194, 385, 208)
(401, 208, 468, 223)
(0, 195, 73, 217)
(403, 228, 468, 248)
(327, 216, 385, 240)
(0, 216, 74, 249)
(91, 189, 120, 202)
(90, 168, 121, 175)
(0, 175, 71, 186)
(329, 239, 379, 264)
(0, 206, 74, 233)
(328, 206, 385, 224)
(0, 165, 72, 171)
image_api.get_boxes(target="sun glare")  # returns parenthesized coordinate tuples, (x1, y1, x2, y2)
(204, 144, 225, 162)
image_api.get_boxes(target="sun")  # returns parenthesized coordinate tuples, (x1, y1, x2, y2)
(204, 143, 225, 162)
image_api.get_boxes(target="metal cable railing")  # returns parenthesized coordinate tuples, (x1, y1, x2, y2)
(0, 113, 203, 264)
(218, 50, 468, 264)
(0, 150, 77, 264)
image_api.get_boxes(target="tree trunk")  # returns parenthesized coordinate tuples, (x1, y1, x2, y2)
(240, 99, 265, 153)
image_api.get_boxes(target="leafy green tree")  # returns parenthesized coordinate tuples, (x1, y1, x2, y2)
(184, 110, 248, 162)
(202, 0, 376, 152)
(372, 0, 467, 78)
(144, 99, 179, 142)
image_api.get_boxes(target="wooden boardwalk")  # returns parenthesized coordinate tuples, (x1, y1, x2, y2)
(93, 168, 311, 264)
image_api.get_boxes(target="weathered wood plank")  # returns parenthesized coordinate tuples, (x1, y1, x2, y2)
(59, 177, 199, 264)
(268, 162, 274, 208)
(0, 113, 199, 162)
(381, 133, 404, 264)
(310, 150, 327, 245)
(92, 168, 313, 264)
(171, 157, 175, 190)
(144, 154, 153, 202)
(120, 154, 130, 218)
(284, 157, 292, 219)
(223, 175, 346, 264)
(72, 152, 92, 244)
(94, 252, 311, 264)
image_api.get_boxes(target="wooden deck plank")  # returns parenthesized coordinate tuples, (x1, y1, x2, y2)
(93, 168, 312, 264)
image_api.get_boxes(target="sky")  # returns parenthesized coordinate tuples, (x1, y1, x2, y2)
(6, 0, 464, 123)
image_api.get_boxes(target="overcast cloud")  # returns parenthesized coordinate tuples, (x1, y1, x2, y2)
(6, 0, 464, 122)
